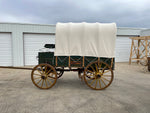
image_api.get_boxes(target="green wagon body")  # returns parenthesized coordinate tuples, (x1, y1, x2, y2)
(38, 52, 115, 69)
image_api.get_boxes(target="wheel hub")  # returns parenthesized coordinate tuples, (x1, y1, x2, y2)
(97, 74, 101, 78)
(41, 75, 46, 79)
(96, 74, 101, 79)
(95, 72, 102, 79)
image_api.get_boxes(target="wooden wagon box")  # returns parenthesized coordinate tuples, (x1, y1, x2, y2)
(38, 52, 115, 69)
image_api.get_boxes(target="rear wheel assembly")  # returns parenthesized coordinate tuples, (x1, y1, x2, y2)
(84, 61, 114, 90)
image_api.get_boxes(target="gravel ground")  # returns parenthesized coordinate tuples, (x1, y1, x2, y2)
(0, 63, 150, 113)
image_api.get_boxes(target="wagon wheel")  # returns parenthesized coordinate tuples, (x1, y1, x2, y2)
(56, 67, 64, 78)
(140, 56, 148, 66)
(84, 61, 114, 90)
(31, 63, 57, 89)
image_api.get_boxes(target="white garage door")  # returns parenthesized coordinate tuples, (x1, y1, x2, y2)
(24, 33, 55, 65)
(115, 36, 132, 62)
(0, 33, 12, 66)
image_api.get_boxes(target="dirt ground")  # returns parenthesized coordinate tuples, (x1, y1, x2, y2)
(0, 63, 150, 113)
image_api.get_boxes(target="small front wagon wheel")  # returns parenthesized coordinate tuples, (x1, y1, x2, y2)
(84, 61, 114, 90)
(31, 64, 57, 89)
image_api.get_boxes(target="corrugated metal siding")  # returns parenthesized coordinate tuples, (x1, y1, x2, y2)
(0, 33, 12, 66)
(140, 29, 150, 36)
(115, 36, 131, 62)
(24, 33, 55, 65)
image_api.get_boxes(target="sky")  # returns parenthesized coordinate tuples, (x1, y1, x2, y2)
(0, 0, 150, 28)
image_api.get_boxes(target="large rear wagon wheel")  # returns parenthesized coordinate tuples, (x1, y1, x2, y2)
(31, 64, 57, 89)
(84, 61, 114, 90)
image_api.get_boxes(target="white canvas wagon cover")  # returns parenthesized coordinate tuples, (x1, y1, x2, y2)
(55, 22, 117, 58)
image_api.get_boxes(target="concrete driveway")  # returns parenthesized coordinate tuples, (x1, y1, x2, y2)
(0, 63, 150, 113)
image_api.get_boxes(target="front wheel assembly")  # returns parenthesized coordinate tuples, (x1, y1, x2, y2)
(31, 63, 57, 89)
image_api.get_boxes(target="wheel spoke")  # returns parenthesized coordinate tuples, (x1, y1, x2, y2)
(95, 79, 98, 88)
(37, 69, 42, 75)
(102, 66, 107, 72)
(45, 79, 48, 88)
(41, 66, 44, 73)
(98, 62, 102, 70)
(33, 73, 41, 76)
(99, 79, 101, 88)
(34, 76, 41, 80)
(101, 78, 106, 86)
(87, 70, 94, 74)
(48, 76, 56, 79)
(45, 68, 52, 75)
(44, 66, 47, 74)
(36, 79, 42, 84)
(49, 73, 57, 79)
(101, 77, 110, 82)
(102, 75, 111, 77)
(90, 78, 96, 86)
(95, 64, 98, 72)
(41, 79, 44, 87)
(47, 78, 52, 85)
(103, 70, 110, 74)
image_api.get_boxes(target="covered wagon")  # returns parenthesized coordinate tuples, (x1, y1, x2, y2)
(31, 22, 117, 90)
